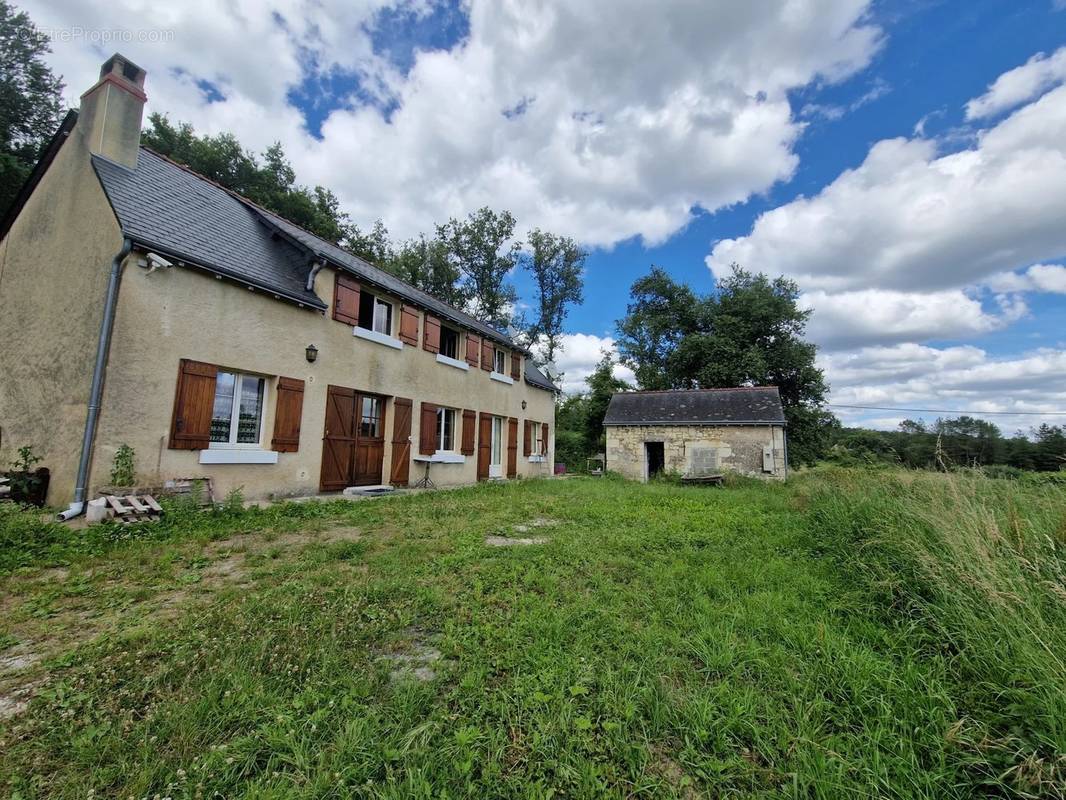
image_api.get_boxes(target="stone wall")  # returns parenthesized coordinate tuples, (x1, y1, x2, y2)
(605, 424, 786, 482)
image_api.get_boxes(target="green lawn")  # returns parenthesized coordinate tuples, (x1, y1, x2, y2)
(1, 470, 1063, 798)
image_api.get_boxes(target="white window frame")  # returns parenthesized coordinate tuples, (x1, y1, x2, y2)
(494, 348, 507, 374)
(436, 407, 457, 453)
(439, 326, 461, 360)
(490, 416, 504, 477)
(208, 370, 268, 450)
(371, 296, 393, 336)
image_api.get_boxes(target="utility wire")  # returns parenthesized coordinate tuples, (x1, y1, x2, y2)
(825, 403, 1066, 417)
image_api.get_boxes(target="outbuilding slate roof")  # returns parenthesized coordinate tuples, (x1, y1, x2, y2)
(603, 387, 785, 426)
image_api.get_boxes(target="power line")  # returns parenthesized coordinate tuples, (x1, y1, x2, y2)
(826, 403, 1066, 417)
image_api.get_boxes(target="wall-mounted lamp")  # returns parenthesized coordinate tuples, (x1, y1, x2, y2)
(521, 400, 527, 410)
(305, 344, 318, 363)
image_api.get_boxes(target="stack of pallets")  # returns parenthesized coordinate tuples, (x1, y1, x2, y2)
(97, 494, 164, 524)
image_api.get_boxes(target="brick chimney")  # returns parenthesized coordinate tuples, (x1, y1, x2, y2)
(78, 53, 147, 169)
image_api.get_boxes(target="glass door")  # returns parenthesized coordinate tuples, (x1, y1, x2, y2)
(489, 416, 503, 477)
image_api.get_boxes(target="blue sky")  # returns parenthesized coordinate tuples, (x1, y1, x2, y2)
(25, 0, 1066, 431)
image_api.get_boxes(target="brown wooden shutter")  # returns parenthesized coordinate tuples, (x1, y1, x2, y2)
(477, 412, 492, 481)
(511, 353, 521, 380)
(333, 273, 360, 326)
(507, 417, 518, 478)
(481, 339, 493, 371)
(423, 315, 441, 353)
(399, 305, 420, 345)
(390, 397, 413, 486)
(523, 420, 532, 456)
(461, 409, 476, 455)
(270, 377, 305, 452)
(169, 359, 218, 450)
(465, 333, 480, 367)
(419, 402, 438, 455)
(541, 422, 549, 456)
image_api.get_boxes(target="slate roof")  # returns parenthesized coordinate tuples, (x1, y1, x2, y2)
(603, 387, 785, 426)
(92, 149, 322, 308)
(92, 146, 525, 352)
(524, 362, 559, 393)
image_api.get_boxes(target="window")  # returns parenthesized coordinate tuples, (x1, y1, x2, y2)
(210, 371, 265, 446)
(532, 421, 544, 454)
(436, 407, 456, 452)
(494, 348, 506, 374)
(358, 291, 393, 335)
(440, 326, 460, 360)
(360, 396, 383, 438)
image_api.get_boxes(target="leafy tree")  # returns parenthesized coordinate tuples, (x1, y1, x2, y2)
(141, 114, 353, 245)
(0, 0, 65, 218)
(384, 234, 468, 308)
(616, 264, 833, 464)
(345, 219, 392, 265)
(438, 207, 520, 328)
(553, 352, 632, 470)
(523, 229, 586, 365)
(1032, 424, 1066, 472)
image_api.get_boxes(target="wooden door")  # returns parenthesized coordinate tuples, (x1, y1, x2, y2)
(507, 417, 518, 478)
(353, 393, 386, 485)
(477, 412, 492, 481)
(320, 385, 356, 491)
(389, 397, 413, 486)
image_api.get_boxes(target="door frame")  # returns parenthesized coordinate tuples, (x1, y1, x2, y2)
(489, 416, 504, 478)
(319, 384, 389, 491)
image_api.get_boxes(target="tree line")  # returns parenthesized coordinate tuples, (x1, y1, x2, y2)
(828, 417, 1066, 473)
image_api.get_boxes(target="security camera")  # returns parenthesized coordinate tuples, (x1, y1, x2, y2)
(146, 252, 174, 270)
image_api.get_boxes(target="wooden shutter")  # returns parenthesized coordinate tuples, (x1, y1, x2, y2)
(390, 398, 413, 486)
(523, 420, 532, 456)
(507, 417, 518, 478)
(461, 409, 476, 455)
(270, 377, 305, 452)
(481, 339, 494, 371)
(333, 273, 360, 326)
(541, 422, 549, 456)
(465, 334, 480, 367)
(419, 402, 438, 455)
(169, 359, 218, 450)
(477, 412, 492, 481)
(511, 353, 521, 380)
(399, 305, 420, 345)
(423, 315, 441, 353)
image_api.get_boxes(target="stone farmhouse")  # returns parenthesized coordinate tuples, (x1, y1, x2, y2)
(0, 54, 557, 516)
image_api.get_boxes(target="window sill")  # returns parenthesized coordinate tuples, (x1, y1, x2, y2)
(528, 455, 546, 463)
(489, 372, 514, 385)
(199, 449, 279, 465)
(436, 353, 470, 371)
(353, 326, 404, 350)
(413, 453, 466, 464)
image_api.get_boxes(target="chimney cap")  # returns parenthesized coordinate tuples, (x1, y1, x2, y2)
(100, 53, 146, 89)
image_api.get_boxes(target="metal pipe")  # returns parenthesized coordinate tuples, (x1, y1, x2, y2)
(58, 238, 132, 521)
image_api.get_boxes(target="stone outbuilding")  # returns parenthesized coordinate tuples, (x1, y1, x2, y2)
(603, 388, 787, 481)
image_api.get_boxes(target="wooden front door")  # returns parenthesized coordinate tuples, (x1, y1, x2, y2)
(321, 385, 357, 491)
(389, 397, 413, 486)
(320, 385, 387, 490)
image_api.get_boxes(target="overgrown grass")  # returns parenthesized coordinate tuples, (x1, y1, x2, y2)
(0, 470, 1063, 798)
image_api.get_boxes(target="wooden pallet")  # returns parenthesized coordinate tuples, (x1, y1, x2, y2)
(103, 494, 163, 524)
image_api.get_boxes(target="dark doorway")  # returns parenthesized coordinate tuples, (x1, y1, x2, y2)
(645, 441, 665, 479)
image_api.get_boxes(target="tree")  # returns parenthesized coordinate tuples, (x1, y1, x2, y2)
(438, 207, 520, 328)
(615, 264, 834, 465)
(552, 351, 632, 470)
(523, 229, 586, 366)
(0, 0, 65, 218)
(383, 234, 467, 308)
(345, 219, 392, 265)
(141, 114, 354, 245)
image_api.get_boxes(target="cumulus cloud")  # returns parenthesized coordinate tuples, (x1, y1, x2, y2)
(707, 55, 1066, 351)
(822, 343, 1066, 431)
(26, 0, 881, 246)
(965, 46, 1066, 120)
(550, 333, 634, 394)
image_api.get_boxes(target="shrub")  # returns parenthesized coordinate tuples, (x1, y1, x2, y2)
(109, 444, 136, 486)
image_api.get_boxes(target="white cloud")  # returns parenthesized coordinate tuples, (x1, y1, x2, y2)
(965, 46, 1066, 120)
(707, 59, 1066, 351)
(822, 343, 1066, 432)
(985, 263, 1066, 294)
(551, 333, 634, 394)
(26, 0, 881, 246)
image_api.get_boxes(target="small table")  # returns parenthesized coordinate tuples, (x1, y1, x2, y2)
(411, 458, 437, 489)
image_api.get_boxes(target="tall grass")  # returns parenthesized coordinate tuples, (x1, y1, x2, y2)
(805, 468, 1066, 796)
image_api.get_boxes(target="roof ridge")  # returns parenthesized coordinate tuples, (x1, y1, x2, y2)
(139, 145, 516, 348)
(621, 386, 779, 394)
